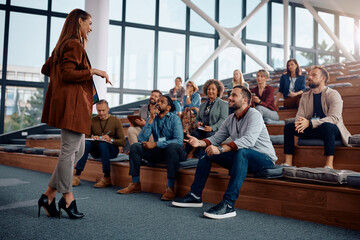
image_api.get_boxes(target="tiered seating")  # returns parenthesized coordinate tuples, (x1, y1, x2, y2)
(1, 60, 360, 230)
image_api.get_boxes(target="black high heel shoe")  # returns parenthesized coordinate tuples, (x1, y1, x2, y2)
(58, 197, 84, 219)
(38, 194, 59, 217)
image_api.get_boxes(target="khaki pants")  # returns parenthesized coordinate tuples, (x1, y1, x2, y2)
(48, 129, 84, 193)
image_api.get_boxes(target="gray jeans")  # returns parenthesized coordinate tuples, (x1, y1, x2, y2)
(255, 105, 279, 121)
(48, 129, 85, 193)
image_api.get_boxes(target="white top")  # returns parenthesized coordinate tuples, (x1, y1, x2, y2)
(289, 77, 297, 93)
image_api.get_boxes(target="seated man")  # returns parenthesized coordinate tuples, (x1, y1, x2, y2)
(172, 86, 277, 219)
(72, 99, 126, 188)
(118, 96, 186, 201)
(283, 65, 351, 168)
(127, 90, 162, 145)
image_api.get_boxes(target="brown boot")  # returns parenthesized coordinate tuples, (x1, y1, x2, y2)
(117, 182, 141, 194)
(94, 177, 112, 188)
(72, 175, 81, 187)
(161, 187, 175, 201)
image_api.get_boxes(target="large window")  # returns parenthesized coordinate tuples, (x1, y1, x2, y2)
(52, 0, 85, 13)
(4, 87, 43, 133)
(318, 12, 335, 52)
(295, 7, 314, 49)
(0, 10, 4, 72)
(123, 27, 154, 91)
(246, 0, 267, 42)
(272, 2, 291, 45)
(219, 0, 243, 29)
(157, 32, 185, 92)
(123, 94, 149, 105)
(107, 25, 122, 88)
(296, 50, 314, 66)
(271, 47, 286, 69)
(49, 17, 65, 54)
(126, 0, 155, 26)
(245, 44, 267, 73)
(189, 36, 215, 85)
(159, 0, 186, 30)
(7, 12, 46, 82)
(11, 0, 47, 10)
(109, 0, 122, 21)
(340, 16, 355, 55)
(218, 47, 242, 80)
(190, 0, 215, 34)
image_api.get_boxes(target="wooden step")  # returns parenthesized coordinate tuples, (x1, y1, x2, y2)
(0, 151, 359, 230)
(267, 122, 360, 135)
(274, 145, 360, 172)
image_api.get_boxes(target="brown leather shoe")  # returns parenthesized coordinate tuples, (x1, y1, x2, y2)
(117, 182, 141, 194)
(72, 175, 81, 187)
(161, 187, 175, 201)
(94, 177, 112, 188)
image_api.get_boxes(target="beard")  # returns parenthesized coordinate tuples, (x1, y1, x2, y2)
(229, 102, 241, 111)
(149, 98, 156, 105)
(308, 82, 320, 89)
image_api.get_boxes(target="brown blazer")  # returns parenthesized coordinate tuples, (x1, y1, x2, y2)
(295, 87, 351, 146)
(41, 39, 93, 135)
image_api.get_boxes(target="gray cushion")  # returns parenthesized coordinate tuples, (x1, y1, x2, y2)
(27, 134, 61, 140)
(90, 153, 129, 162)
(43, 149, 60, 157)
(270, 135, 284, 145)
(2, 146, 24, 153)
(285, 118, 295, 124)
(22, 148, 45, 155)
(264, 118, 285, 125)
(146, 158, 199, 169)
(347, 174, 360, 188)
(297, 138, 344, 146)
(283, 167, 358, 185)
(253, 164, 294, 179)
(328, 83, 352, 88)
(349, 134, 360, 146)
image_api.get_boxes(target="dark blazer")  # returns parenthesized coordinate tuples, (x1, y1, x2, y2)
(41, 39, 93, 135)
(279, 74, 306, 99)
(196, 97, 228, 132)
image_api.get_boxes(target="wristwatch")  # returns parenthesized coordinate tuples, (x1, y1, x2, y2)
(218, 146, 223, 154)
(111, 139, 114, 143)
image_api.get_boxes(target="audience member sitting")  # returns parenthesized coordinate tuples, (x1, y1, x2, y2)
(181, 107, 197, 137)
(172, 86, 277, 219)
(73, 100, 126, 188)
(251, 70, 279, 123)
(228, 69, 249, 90)
(182, 80, 201, 114)
(187, 79, 228, 158)
(118, 96, 186, 201)
(127, 90, 162, 145)
(275, 58, 306, 109)
(169, 77, 185, 114)
(283, 65, 351, 169)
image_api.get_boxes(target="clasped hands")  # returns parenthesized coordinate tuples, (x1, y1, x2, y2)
(295, 117, 310, 133)
(184, 134, 220, 156)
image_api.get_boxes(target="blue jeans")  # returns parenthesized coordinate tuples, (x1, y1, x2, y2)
(75, 140, 119, 173)
(190, 149, 274, 206)
(173, 101, 182, 113)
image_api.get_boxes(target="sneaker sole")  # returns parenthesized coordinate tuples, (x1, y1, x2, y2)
(171, 201, 203, 208)
(117, 190, 141, 194)
(203, 211, 236, 219)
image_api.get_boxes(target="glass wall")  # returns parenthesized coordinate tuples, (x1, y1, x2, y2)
(0, 0, 360, 134)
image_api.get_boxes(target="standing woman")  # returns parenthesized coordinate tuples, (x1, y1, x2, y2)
(274, 59, 306, 109)
(38, 9, 111, 219)
(251, 70, 279, 123)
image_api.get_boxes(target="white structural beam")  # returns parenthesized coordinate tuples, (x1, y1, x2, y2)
(283, 0, 289, 68)
(182, 0, 273, 82)
(302, 0, 355, 61)
(188, 0, 269, 82)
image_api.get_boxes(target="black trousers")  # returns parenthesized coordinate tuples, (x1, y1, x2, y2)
(284, 122, 341, 156)
(129, 143, 187, 179)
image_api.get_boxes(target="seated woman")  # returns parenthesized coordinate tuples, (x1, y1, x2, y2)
(169, 77, 185, 114)
(182, 80, 201, 114)
(251, 70, 279, 123)
(187, 79, 228, 158)
(228, 69, 249, 90)
(274, 58, 306, 109)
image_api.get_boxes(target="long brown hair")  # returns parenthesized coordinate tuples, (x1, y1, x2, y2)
(52, 9, 91, 62)
(286, 58, 301, 77)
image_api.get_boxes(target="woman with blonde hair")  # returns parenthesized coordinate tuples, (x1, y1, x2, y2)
(230, 69, 249, 89)
(38, 9, 111, 219)
(182, 80, 201, 114)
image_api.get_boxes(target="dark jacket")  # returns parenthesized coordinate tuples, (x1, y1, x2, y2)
(279, 74, 306, 99)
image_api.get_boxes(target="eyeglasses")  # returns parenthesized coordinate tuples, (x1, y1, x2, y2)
(186, 84, 193, 87)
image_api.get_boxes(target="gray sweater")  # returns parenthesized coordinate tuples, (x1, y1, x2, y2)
(207, 107, 278, 162)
